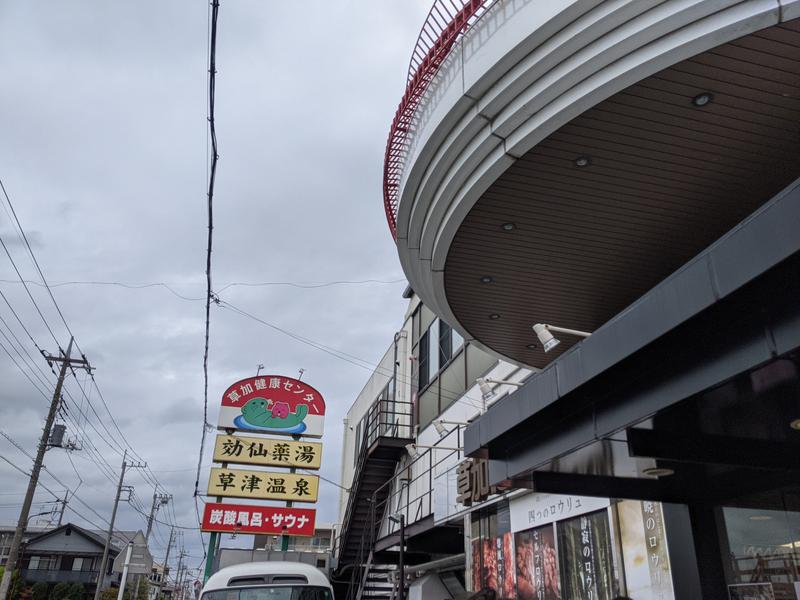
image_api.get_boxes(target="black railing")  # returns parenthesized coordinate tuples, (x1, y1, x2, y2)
(371, 424, 463, 541)
(335, 386, 414, 593)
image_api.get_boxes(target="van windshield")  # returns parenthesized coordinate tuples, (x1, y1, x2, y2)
(203, 587, 332, 600)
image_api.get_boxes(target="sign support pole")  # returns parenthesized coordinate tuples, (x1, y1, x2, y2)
(203, 532, 217, 584)
(204, 461, 225, 584)
(280, 435, 301, 552)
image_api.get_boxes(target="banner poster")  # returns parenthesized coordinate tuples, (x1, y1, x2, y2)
(497, 532, 515, 599)
(471, 539, 481, 593)
(617, 500, 675, 600)
(515, 524, 561, 600)
(556, 509, 615, 600)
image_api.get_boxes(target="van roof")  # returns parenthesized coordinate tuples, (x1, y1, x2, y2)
(203, 561, 330, 591)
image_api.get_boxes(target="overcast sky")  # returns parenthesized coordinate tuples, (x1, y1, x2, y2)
(0, 1, 429, 577)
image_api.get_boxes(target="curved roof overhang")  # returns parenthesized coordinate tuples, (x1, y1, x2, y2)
(391, 0, 800, 368)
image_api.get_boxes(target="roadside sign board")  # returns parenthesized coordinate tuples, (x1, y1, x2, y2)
(201, 502, 316, 537)
(217, 376, 326, 438)
(112, 543, 153, 575)
(207, 467, 319, 503)
(213, 434, 322, 470)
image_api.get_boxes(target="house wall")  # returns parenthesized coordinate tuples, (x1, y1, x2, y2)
(26, 529, 103, 554)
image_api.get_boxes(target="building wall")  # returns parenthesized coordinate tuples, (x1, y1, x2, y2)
(337, 291, 534, 542)
(337, 315, 413, 527)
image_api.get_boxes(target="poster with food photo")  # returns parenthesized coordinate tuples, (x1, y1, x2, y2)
(557, 509, 615, 600)
(497, 531, 516, 599)
(515, 524, 561, 600)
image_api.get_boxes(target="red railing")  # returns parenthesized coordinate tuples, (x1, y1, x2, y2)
(383, 0, 495, 239)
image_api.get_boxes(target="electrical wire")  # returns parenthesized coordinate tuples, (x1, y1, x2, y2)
(195, 0, 220, 505)
(217, 298, 489, 412)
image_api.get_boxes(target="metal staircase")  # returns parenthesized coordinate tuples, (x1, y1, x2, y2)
(333, 395, 413, 599)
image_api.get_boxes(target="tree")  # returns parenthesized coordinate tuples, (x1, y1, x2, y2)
(66, 583, 87, 600)
(49, 582, 71, 600)
(98, 580, 148, 600)
(31, 581, 48, 600)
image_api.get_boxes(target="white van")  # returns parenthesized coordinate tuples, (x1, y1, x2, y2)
(200, 561, 333, 600)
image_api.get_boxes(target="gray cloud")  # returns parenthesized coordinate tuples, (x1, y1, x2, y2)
(0, 0, 429, 575)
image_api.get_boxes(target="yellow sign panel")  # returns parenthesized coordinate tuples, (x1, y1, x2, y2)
(213, 435, 322, 470)
(207, 467, 319, 503)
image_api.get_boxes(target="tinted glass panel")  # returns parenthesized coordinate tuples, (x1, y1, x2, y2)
(418, 332, 430, 390)
(203, 587, 332, 600)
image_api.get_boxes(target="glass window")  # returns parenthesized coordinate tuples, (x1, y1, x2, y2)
(439, 321, 453, 366)
(466, 344, 498, 389)
(203, 587, 332, 600)
(72, 557, 83, 571)
(418, 385, 438, 430)
(721, 504, 800, 597)
(418, 332, 430, 390)
(452, 328, 464, 354)
(439, 351, 467, 412)
(429, 319, 440, 376)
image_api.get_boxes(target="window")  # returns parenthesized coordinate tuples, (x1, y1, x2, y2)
(353, 418, 364, 467)
(28, 556, 57, 570)
(203, 587, 332, 600)
(439, 321, 452, 365)
(418, 331, 430, 390)
(411, 307, 498, 429)
(72, 557, 84, 571)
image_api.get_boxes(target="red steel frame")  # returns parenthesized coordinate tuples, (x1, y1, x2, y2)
(383, 0, 495, 239)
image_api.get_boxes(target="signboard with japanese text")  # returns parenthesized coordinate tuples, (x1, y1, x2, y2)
(509, 492, 609, 532)
(556, 509, 615, 600)
(456, 458, 497, 507)
(515, 524, 560, 600)
(213, 434, 322, 470)
(201, 502, 316, 537)
(207, 467, 319, 503)
(218, 376, 326, 438)
(618, 500, 674, 600)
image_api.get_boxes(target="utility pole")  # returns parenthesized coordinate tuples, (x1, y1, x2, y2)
(0, 337, 89, 600)
(93, 452, 146, 600)
(157, 527, 175, 600)
(175, 551, 187, 600)
(56, 491, 70, 526)
(133, 493, 170, 600)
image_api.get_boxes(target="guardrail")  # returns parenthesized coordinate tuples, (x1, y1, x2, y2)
(373, 424, 463, 538)
(383, 0, 495, 239)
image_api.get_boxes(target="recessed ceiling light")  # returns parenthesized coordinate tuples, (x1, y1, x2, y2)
(642, 467, 674, 478)
(749, 515, 773, 521)
(574, 155, 591, 167)
(480, 276, 494, 284)
(489, 314, 501, 320)
(526, 343, 537, 350)
(790, 418, 800, 431)
(692, 92, 713, 107)
(501, 223, 516, 231)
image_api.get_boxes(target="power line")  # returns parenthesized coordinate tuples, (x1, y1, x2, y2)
(0, 232, 60, 347)
(0, 178, 75, 343)
(217, 298, 488, 412)
(195, 0, 220, 502)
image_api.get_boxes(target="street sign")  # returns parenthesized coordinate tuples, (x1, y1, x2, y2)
(213, 434, 322, 470)
(112, 542, 153, 575)
(217, 376, 325, 438)
(201, 503, 316, 537)
(207, 467, 319, 503)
